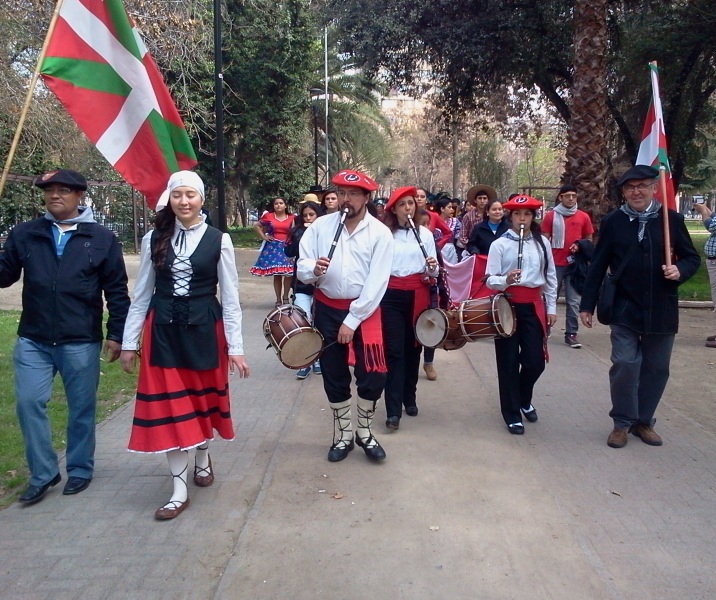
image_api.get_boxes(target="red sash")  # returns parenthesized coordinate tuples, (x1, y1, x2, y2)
(388, 273, 431, 330)
(314, 289, 387, 373)
(507, 285, 550, 362)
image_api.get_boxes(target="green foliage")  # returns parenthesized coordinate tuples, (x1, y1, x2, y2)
(222, 0, 316, 212)
(329, 0, 716, 189)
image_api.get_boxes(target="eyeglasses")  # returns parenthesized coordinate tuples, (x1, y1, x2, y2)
(336, 189, 366, 199)
(622, 182, 655, 192)
(43, 186, 74, 195)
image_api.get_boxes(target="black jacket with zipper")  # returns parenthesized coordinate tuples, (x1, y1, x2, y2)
(0, 217, 130, 345)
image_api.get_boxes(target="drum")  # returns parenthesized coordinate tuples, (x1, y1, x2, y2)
(458, 294, 516, 340)
(415, 308, 467, 351)
(263, 304, 324, 369)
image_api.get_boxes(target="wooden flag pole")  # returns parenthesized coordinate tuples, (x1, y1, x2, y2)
(659, 165, 672, 267)
(0, 0, 67, 199)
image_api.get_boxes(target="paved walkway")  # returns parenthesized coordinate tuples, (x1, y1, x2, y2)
(1, 257, 715, 599)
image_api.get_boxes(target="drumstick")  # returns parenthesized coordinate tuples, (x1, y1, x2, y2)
(326, 207, 349, 262)
(515, 224, 525, 282)
(304, 339, 338, 361)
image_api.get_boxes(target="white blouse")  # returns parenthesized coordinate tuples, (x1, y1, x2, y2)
(390, 226, 440, 277)
(486, 230, 558, 314)
(121, 217, 245, 355)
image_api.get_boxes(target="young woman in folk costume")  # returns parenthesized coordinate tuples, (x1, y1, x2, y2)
(381, 187, 440, 431)
(120, 171, 250, 520)
(485, 195, 557, 435)
(250, 197, 295, 306)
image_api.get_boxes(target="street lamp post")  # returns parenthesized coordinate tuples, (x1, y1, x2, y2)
(309, 88, 323, 186)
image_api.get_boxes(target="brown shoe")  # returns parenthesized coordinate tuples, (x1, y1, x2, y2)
(423, 363, 437, 381)
(193, 456, 214, 487)
(631, 423, 663, 446)
(707, 335, 716, 342)
(607, 427, 629, 448)
(154, 497, 190, 520)
(706, 340, 716, 348)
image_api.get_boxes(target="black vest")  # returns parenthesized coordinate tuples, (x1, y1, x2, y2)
(149, 226, 224, 370)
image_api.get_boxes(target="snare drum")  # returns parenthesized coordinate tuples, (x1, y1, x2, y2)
(263, 304, 324, 369)
(415, 308, 467, 351)
(458, 294, 516, 340)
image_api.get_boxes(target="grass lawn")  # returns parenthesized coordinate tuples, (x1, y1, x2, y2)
(228, 226, 263, 248)
(0, 312, 137, 507)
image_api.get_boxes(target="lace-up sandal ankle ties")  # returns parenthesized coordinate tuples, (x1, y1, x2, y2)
(155, 498, 191, 520)
(356, 434, 386, 461)
(193, 456, 215, 487)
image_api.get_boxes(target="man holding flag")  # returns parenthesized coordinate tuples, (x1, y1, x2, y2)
(578, 165, 700, 449)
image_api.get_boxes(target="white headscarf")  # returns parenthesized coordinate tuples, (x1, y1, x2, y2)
(156, 171, 205, 211)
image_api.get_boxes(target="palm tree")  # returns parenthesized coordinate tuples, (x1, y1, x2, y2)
(563, 0, 611, 226)
(309, 34, 393, 182)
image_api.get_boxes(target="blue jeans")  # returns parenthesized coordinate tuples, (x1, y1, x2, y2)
(556, 265, 580, 335)
(608, 325, 674, 429)
(13, 338, 101, 486)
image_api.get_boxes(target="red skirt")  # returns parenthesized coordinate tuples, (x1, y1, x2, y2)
(128, 310, 235, 453)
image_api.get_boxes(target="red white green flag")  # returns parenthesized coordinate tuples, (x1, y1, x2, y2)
(636, 62, 676, 210)
(39, 0, 197, 208)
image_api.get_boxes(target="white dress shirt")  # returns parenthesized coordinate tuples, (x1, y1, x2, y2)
(486, 230, 558, 314)
(297, 211, 393, 331)
(122, 217, 245, 354)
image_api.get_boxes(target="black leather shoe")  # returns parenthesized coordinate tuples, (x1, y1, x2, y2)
(386, 416, 400, 430)
(63, 476, 92, 495)
(507, 423, 525, 435)
(327, 439, 354, 462)
(521, 405, 538, 423)
(355, 434, 386, 461)
(405, 405, 418, 417)
(19, 473, 61, 505)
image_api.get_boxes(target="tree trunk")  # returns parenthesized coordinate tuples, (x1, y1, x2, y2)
(563, 0, 611, 229)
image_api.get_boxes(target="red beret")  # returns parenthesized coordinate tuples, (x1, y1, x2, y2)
(502, 195, 543, 211)
(331, 169, 379, 192)
(385, 186, 417, 212)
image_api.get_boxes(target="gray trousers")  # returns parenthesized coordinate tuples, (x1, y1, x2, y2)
(608, 324, 674, 428)
(556, 265, 580, 335)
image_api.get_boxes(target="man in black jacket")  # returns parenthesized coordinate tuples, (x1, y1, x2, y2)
(0, 169, 130, 504)
(579, 165, 700, 449)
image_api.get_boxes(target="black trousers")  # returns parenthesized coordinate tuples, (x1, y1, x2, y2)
(493, 302, 545, 425)
(381, 289, 422, 419)
(313, 300, 386, 405)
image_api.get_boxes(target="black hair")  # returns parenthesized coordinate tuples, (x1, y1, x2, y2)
(292, 201, 322, 229)
(151, 206, 177, 270)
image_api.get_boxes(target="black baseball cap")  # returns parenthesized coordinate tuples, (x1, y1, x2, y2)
(34, 169, 88, 191)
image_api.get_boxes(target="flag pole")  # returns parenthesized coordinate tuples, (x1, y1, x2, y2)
(0, 0, 67, 199)
(659, 165, 672, 267)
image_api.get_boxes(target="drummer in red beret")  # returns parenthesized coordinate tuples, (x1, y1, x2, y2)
(296, 169, 394, 463)
(485, 195, 558, 435)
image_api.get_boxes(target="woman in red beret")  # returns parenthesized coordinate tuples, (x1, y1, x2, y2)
(381, 187, 440, 430)
(485, 195, 557, 435)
